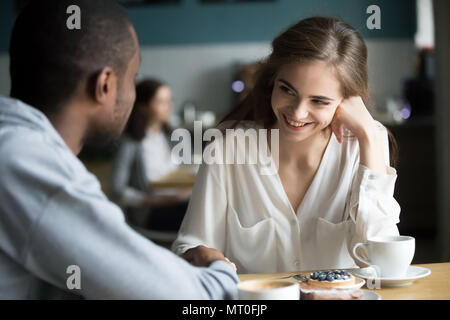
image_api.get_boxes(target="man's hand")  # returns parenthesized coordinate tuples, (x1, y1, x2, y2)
(182, 245, 237, 271)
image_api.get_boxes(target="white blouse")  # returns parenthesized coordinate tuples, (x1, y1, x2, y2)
(141, 130, 178, 182)
(172, 121, 400, 274)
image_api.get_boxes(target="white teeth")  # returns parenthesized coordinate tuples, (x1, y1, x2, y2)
(286, 117, 309, 127)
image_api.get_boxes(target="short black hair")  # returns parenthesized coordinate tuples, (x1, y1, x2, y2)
(9, 0, 136, 115)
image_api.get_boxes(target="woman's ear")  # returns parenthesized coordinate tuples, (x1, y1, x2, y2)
(93, 67, 117, 106)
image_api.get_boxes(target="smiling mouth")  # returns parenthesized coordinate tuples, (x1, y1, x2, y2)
(283, 114, 313, 130)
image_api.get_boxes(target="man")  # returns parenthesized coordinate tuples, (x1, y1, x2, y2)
(0, 0, 238, 299)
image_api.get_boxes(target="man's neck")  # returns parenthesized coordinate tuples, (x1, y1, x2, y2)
(47, 106, 87, 156)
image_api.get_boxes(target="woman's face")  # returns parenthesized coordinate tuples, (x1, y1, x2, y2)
(149, 85, 172, 124)
(271, 60, 343, 143)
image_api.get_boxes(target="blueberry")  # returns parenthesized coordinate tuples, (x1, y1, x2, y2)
(319, 273, 327, 281)
(326, 274, 335, 281)
(335, 274, 342, 280)
(310, 272, 318, 280)
(343, 271, 350, 277)
(334, 270, 341, 274)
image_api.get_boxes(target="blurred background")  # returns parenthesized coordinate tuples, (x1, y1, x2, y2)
(0, 0, 448, 264)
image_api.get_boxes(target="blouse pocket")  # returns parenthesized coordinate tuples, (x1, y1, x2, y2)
(314, 217, 357, 270)
(226, 206, 276, 273)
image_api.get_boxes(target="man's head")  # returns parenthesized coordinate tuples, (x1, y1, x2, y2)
(9, 0, 140, 148)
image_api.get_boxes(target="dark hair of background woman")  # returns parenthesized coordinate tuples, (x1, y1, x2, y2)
(125, 79, 171, 141)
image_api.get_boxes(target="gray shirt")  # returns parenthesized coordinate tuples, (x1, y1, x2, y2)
(0, 96, 239, 299)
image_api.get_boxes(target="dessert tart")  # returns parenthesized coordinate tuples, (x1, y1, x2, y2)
(307, 270, 355, 288)
(299, 270, 363, 300)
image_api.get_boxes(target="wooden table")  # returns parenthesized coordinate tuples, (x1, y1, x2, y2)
(150, 167, 196, 190)
(238, 262, 450, 300)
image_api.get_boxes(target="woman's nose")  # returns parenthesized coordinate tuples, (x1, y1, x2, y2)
(292, 101, 309, 120)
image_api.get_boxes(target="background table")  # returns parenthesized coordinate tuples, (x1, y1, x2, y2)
(238, 262, 450, 300)
(150, 167, 196, 189)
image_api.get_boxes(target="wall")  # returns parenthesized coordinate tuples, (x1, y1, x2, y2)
(0, 0, 417, 118)
(434, 0, 450, 261)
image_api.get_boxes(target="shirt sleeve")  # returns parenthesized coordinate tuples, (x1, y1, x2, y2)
(27, 186, 238, 299)
(2, 141, 238, 300)
(347, 122, 401, 246)
(171, 161, 228, 256)
(110, 139, 147, 207)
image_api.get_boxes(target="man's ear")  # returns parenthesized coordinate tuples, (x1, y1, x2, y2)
(93, 67, 117, 106)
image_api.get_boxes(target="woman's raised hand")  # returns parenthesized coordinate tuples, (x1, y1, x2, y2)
(330, 96, 378, 144)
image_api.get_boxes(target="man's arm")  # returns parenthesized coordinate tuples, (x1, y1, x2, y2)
(1, 140, 238, 299)
(27, 186, 238, 299)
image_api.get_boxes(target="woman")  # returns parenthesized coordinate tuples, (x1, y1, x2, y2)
(172, 17, 401, 273)
(111, 79, 189, 231)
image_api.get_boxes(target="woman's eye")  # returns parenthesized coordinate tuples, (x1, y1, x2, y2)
(312, 99, 329, 106)
(280, 85, 295, 96)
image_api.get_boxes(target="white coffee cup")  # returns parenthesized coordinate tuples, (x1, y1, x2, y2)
(238, 279, 299, 300)
(352, 235, 415, 278)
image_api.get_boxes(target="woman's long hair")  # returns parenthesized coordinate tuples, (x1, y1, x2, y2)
(125, 78, 171, 141)
(220, 16, 398, 167)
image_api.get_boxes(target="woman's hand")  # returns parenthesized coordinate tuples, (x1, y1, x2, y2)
(182, 245, 237, 271)
(330, 96, 387, 174)
(330, 96, 378, 143)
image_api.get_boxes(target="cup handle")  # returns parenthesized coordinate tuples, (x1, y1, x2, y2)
(352, 242, 371, 266)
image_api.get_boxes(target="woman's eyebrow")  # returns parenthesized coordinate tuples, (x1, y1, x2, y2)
(309, 95, 335, 101)
(278, 79, 335, 101)
(278, 79, 298, 94)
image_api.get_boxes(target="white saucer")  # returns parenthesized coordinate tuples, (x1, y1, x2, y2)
(351, 266, 431, 287)
(362, 289, 381, 300)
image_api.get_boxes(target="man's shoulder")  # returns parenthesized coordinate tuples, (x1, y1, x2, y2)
(0, 124, 107, 212)
(1, 127, 61, 161)
(0, 127, 83, 185)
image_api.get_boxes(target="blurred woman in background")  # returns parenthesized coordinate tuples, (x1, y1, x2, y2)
(111, 79, 190, 231)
